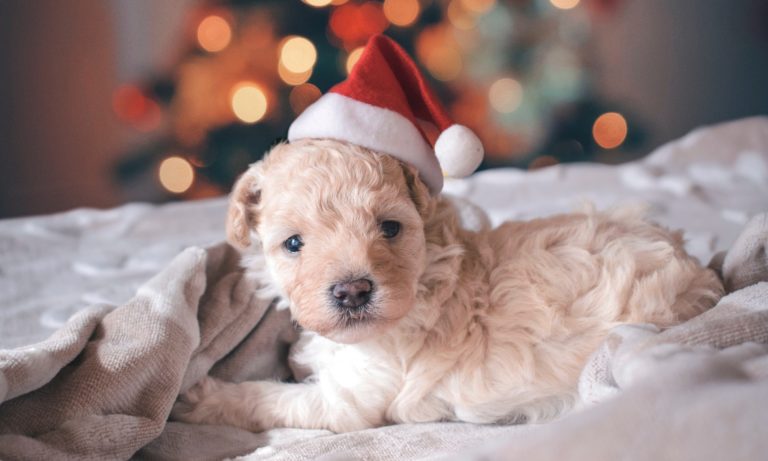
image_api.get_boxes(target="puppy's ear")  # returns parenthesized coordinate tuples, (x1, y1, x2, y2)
(401, 163, 435, 220)
(227, 168, 261, 250)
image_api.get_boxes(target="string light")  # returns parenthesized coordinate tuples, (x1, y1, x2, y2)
(230, 82, 268, 123)
(158, 156, 195, 194)
(302, 0, 334, 7)
(289, 83, 322, 115)
(592, 112, 628, 149)
(346, 47, 364, 74)
(383, 0, 420, 27)
(489, 78, 523, 113)
(280, 36, 317, 74)
(550, 0, 580, 10)
(196, 15, 232, 53)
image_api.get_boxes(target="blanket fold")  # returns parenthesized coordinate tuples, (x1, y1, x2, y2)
(0, 243, 295, 461)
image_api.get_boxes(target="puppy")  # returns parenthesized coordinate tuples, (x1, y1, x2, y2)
(174, 139, 723, 432)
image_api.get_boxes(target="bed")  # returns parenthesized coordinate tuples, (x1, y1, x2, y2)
(1, 117, 767, 460)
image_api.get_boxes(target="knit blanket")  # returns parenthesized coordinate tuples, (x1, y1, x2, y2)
(0, 243, 298, 460)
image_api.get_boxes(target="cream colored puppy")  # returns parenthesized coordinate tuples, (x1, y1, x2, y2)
(174, 139, 723, 432)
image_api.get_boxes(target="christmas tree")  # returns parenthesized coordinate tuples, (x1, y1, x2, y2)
(113, 0, 642, 200)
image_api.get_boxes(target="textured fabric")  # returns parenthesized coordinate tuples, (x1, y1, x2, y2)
(0, 243, 296, 460)
(722, 214, 768, 292)
(332, 35, 453, 131)
(288, 92, 444, 193)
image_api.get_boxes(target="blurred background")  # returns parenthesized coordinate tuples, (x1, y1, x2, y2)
(1, 0, 766, 218)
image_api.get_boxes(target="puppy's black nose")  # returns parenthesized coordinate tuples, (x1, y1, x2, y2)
(331, 278, 373, 309)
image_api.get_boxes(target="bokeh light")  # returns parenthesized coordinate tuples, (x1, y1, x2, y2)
(329, 2, 388, 45)
(159, 156, 195, 194)
(112, 85, 148, 122)
(280, 36, 317, 74)
(230, 82, 268, 123)
(302, 0, 334, 7)
(550, 0, 580, 10)
(278, 61, 313, 85)
(460, 0, 497, 14)
(592, 112, 628, 149)
(346, 47, 365, 74)
(424, 46, 463, 81)
(112, 84, 162, 131)
(416, 26, 465, 81)
(383, 0, 421, 27)
(196, 15, 232, 53)
(289, 83, 322, 115)
(447, 0, 476, 30)
(489, 78, 523, 113)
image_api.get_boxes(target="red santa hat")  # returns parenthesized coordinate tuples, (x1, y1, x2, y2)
(287, 34, 484, 194)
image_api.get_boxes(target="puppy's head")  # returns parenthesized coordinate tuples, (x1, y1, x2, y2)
(228, 139, 434, 343)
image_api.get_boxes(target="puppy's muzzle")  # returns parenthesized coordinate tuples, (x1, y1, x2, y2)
(330, 278, 373, 309)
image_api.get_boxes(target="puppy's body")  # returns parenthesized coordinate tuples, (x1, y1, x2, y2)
(175, 140, 722, 432)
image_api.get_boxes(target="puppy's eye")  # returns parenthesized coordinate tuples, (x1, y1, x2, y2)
(284, 235, 304, 253)
(381, 220, 401, 239)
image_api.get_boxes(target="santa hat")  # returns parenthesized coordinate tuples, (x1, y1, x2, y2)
(287, 34, 483, 194)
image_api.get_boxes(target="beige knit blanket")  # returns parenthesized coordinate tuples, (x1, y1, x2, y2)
(1, 213, 766, 461)
(0, 243, 298, 460)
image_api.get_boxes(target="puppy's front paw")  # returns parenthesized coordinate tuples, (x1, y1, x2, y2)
(171, 376, 262, 431)
(171, 376, 223, 423)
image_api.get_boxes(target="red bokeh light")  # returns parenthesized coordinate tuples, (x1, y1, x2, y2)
(112, 85, 162, 131)
(329, 2, 389, 46)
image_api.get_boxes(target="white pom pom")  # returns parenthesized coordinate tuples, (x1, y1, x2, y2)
(434, 124, 484, 178)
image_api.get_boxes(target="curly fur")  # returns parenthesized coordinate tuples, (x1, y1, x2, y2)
(173, 139, 723, 432)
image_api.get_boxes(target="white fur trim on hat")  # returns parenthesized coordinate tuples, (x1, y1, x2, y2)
(434, 124, 484, 178)
(288, 93, 444, 194)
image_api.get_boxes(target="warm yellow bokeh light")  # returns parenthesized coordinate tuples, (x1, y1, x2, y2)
(460, 0, 496, 14)
(383, 0, 421, 27)
(447, 0, 476, 30)
(550, 0, 580, 10)
(196, 15, 232, 53)
(278, 62, 313, 85)
(280, 36, 318, 74)
(302, 0, 334, 7)
(345, 47, 364, 74)
(592, 112, 628, 149)
(230, 83, 268, 123)
(425, 46, 463, 81)
(489, 78, 523, 113)
(159, 156, 195, 194)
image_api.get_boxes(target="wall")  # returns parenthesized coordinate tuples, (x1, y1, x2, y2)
(590, 0, 768, 149)
(0, 0, 193, 218)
